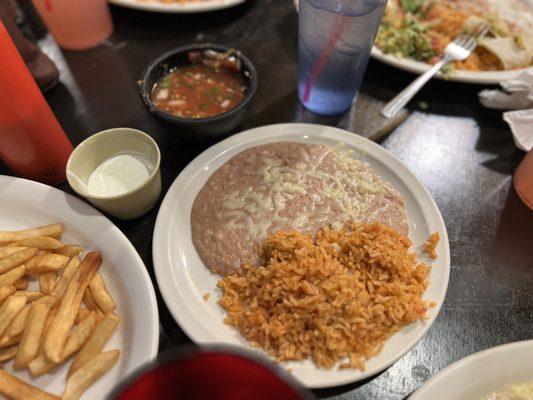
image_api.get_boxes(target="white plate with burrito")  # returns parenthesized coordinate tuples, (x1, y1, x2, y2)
(0, 175, 159, 399)
(152, 123, 451, 388)
(372, 0, 533, 85)
(294, 0, 533, 85)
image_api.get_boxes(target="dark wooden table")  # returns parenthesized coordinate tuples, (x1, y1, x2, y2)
(3, 1, 532, 398)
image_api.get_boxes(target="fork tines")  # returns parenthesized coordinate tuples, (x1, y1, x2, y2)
(454, 22, 489, 51)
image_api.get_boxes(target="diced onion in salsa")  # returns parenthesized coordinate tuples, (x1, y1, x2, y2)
(151, 64, 246, 119)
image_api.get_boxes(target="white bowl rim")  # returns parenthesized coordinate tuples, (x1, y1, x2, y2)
(66, 127, 161, 201)
(409, 340, 533, 399)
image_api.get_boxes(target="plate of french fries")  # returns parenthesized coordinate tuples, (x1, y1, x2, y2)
(0, 176, 159, 400)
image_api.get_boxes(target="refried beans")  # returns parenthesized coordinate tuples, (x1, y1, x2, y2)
(191, 142, 408, 275)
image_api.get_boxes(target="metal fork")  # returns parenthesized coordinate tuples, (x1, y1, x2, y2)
(381, 23, 488, 118)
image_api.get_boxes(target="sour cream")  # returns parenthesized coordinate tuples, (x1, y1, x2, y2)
(88, 154, 151, 197)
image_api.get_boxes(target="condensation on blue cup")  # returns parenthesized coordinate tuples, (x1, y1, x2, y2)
(298, 0, 387, 115)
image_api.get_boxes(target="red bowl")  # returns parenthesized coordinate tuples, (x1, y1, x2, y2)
(112, 347, 313, 400)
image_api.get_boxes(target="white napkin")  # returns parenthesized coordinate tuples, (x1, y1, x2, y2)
(479, 68, 533, 151)
(478, 68, 533, 110)
(503, 109, 533, 151)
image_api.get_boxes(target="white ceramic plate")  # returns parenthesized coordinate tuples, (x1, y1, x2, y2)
(109, 0, 245, 13)
(0, 175, 159, 399)
(152, 123, 450, 388)
(410, 340, 533, 400)
(370, 47, 525, 85)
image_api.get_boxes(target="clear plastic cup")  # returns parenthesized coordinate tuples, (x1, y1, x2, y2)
(298, 0, 386, 115)
(31, 0, 113, 50)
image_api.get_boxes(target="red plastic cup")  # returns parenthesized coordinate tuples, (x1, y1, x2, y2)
(0, 21, 72, 185)
(112, 347, 313, 400)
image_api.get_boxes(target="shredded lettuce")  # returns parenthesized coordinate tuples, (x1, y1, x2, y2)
(376, 16, 438, 61)
(400, 0, 424, 13)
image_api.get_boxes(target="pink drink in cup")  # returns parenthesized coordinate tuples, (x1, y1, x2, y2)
(31, 0, 113, 50)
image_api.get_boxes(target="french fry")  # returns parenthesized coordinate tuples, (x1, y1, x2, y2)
(75, 308, 104, 325)
(0, 295, 27, 337)
(0, 223, 63, 244)
(0, 285, 16, 305)
(5, 304, 31, 338)
(95, 311, 105, 323)
(36, 309, 56, 357)
(52, 256, 80, 298)
(76, 254, 101, 296)
(34, 295, 59, 309)
(24, 254, 69, 275)
(0, 248, 37, 274)
(14, 303, 50, 370)
(0, 247, 27, 259)
(43, 308, 57, 329)
(55, 245, 83, 258)
(0, 333, 21, 348)
(68, 313, 119, 376)
(7, 236, 64, 250)
(14, 276, 29, 290)
(43, 279, 79, 363)
(28, 354, 56, 376)
(14, 291, 45, 303)
(0, 344, 18, 362)
(0, 369, 60, 400)
(83, 288, 99, 311)
(30, 353, 60, 376)
(62, 350, 120, 400)
(39, 272, 56, 294)
(75, 308, 91, 324)
(44, 252, 100, 363)
(0, 265, 26, 288)
(63, 312, 97, 359)
(88, 273, 115, 313)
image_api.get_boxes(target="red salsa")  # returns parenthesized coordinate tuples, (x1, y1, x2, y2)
(151, 64, 247, 119)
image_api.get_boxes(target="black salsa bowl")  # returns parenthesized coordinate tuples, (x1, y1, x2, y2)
(139, 43, 257, 137)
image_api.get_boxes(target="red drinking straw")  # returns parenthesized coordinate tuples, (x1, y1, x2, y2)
(44, 0, 53, 12)
(302, 13, 349, 103)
